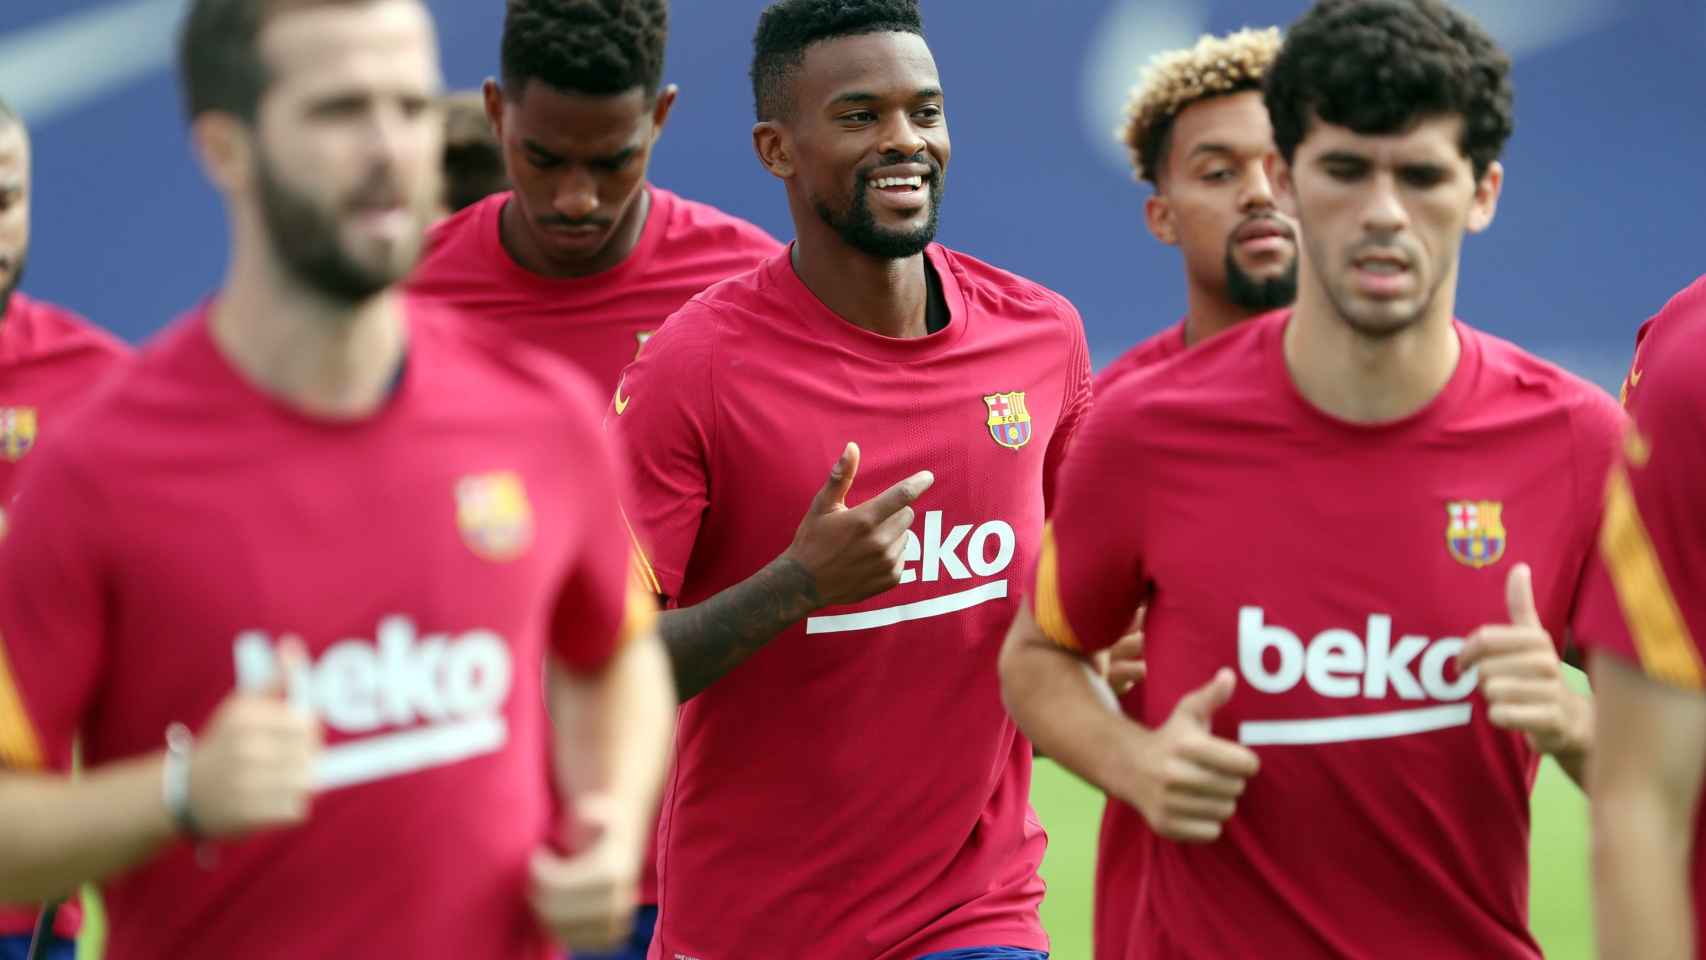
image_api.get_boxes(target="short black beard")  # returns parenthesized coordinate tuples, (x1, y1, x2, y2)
(814, 161, 944, 260)
(255, 150, 407, 304)
(1224, 243, 1297, 313)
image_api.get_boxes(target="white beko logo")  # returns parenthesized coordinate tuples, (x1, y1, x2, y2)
(1235, 607, 1479, 746)
(805, 510, 1017, 635)
(233, 615, 515, 791)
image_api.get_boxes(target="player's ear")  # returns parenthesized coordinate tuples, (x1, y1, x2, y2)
(482, 78, 506, 142)
(1144, 192, 1177, 246)
(1466, 160, 1503, 234)
(191, 111, 253, 195)
(1267, 152, 1298, 219)
(650, 84, 679, 140)
(752, 121, 794, 180)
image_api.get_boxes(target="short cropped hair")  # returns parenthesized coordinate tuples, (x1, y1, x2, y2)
(178, 0, 376, 122)
(501, 0, 669, 100)
(1118, 27, 1282, 186)
(750, 0, 923, 121)
(1265, 0, 1514, 180)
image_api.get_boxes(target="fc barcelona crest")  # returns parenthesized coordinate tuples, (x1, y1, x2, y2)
(456, 471, 535, 562)
(983, 391, 1032, 451)
(1445, 500, 1506, 569)
(0, 408, 36, 463)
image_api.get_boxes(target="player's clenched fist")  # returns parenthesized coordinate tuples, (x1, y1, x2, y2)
(1128, 668, 1259, 843)
(529, 816, 640, 951)
(781, 442, 934, 606)
(1459, 563, 1589, 757)
(187, 639, 322, 837)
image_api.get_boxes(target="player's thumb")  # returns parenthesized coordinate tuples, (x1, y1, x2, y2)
(1176, 667, 1236, 727)
(1505, 563, 1540, 628)
(809, 442, 859, 514)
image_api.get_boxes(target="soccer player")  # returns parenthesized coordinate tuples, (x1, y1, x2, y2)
(438, 90, 508, 220)
(410, 0, 780, 396)
(1090, 28, 1296, 960)
(1000, 1, 1625, 957)
(408, 6, 779, 954)
(0, 2, 674, 958)
(612, 1, 1090, 957)
(1578, 274, 1706, 959)
(0, 96, 132, 960)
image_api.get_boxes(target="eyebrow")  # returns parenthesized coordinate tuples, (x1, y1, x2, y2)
(521, 139, 639, 166)
(829, 87, 943, 106)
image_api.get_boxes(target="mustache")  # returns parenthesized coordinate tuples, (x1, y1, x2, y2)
(857, 152, 943, 184)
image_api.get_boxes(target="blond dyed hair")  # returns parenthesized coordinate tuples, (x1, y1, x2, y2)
(1117, 27, 1282, 185)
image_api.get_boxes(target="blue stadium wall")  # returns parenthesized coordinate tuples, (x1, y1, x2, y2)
(1, 0, 1700, 387)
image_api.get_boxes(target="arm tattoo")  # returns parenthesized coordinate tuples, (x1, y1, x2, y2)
(658, 557, 822, 701)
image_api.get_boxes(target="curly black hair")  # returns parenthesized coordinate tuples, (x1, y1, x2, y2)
(750, 0, 924, 121)
(501, 0, 669, 100)
(1265, 0, 1513, 180)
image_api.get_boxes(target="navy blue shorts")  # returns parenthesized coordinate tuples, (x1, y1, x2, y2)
(566, 905, 658, 960)
(0, 935, 76, 960)
(917, 949, 1048, 960)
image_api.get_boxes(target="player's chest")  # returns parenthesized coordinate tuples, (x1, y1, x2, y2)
(0, 374, 110, 498)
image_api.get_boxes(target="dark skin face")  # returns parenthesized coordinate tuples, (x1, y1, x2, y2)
(484, 78, 676, 278)
(755, 31, 949, 262)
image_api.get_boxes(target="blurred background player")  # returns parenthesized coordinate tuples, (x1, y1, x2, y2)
(410, 2, 778, 956)
(437, 90, 508, 220)
(1579, 273, 1706, 960)
(1089, 29, 1296, 960)
(612, 1, 1089, 956)
(0, 95, 131, 960)
(411, 0, 779, 397)
(1001, 1, 1623, 957)
(0, 1, 674, 957)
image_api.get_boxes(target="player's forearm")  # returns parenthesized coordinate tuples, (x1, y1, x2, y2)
(999, 617, 1143, 802)
(0, 755, 176, 902)
(657, 556, 821, 700)
(1592, 787, 1695, 959)
(548, 634, 677, 850)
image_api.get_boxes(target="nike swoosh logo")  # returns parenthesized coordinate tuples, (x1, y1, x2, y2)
(613, 381, 631, 415)
(1630, 368, 1644, 387)
(0, 0, 188, 124)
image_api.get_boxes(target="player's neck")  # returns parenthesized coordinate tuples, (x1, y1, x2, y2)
(1283, 281, 1461, 425)
(1181, 286, 1262, 348)
(789, 234, 929, 340)
(501, 188, 651, 280)
(212, 261, 407, 420)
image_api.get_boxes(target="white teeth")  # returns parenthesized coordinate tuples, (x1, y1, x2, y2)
(1357, 260, 1404, 274)
(871, 176, 924, 189)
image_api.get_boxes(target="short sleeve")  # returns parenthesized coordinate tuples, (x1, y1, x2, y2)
(1042, 298, 1094, 516)
(549, 381, 657, 674)
(1561, 387, 1629, 638)
(1031, 374, 1149, 656)
(606, 302, 719, 601)
(1574, 340, 1706, 691)
(0, 446, 111, 771)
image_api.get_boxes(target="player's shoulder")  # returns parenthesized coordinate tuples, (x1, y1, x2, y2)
(5, 293, 132, 363)
(652, 186, 781, 261)
(936, 245, 1081, 327)
(1095, 322, 1185, 395)
(412, 193, 505, 289)
(407, 296, 608, 424)
(1468, 323, 1619, 414)
(1624, 278, 1706, 420)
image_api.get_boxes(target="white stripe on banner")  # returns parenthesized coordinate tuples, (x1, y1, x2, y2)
(315, 714, 508, 791)
(805, 580, 1009, 635)
(1238, 703, 1473, 746)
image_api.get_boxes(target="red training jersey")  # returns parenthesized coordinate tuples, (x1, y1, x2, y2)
(410, 183, 777, 904)
(1087, 318, 1182, 960)
(1575, 273, 1706, 951)
(616, 244, 1091, 960)
(1034, 311, 1624, 959)
(410, 185, 781, 394)
(0, 301, 649, 960)
(0, 292, 130, 939)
